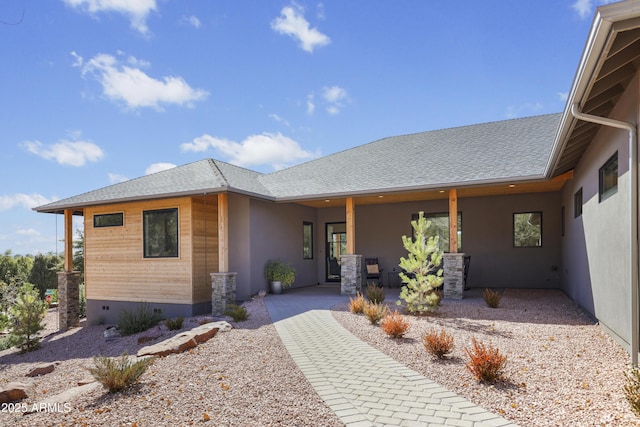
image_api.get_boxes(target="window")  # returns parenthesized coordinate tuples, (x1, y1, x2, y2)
(143, 208, 178, 258)
(513, 212, 542, 247)
(599, 152, 618, 202)
(303, 222, 313, 259)
(574, 188, 583, 218)
(94, 212, 123, 228)
(412, 212, 462, 253)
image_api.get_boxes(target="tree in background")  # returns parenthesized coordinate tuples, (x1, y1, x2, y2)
(73, 229, 85, 283)
(28, 253, 62, 298)
(398, 211, 444, 314)
(0, 250, 33, 286)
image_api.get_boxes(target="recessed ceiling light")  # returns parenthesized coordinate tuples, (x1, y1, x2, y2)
(325, 199, 331, 202)
(439, 190, 445, 193)
(378, 195, 384, 198)
(508, 184, 516, 188)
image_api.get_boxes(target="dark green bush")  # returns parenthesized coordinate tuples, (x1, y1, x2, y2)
(164, 316, 184, 331)
(365, 283, 385, 304)
(225, 304, 249, 322)
(117, 303, 162, 336)
(89, 353, 154, 393)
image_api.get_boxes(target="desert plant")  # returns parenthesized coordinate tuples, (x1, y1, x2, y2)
(363, 302, 388, 325)
(465, 337, 507, 383)
(89, 353, 154, 393)
(348, 293, 366, 314)
(483, 288, 502, 308)
(365, 283, 385, 304)
(624, 366, 640, 416)
(8, 283, 47, 353)
(265, 260, 296, 288)
(398, 212, 444, 314)
(423, 328, 454, 359)
(380, 310, 410, 338)
(225, 304, 249, 322)
(164, 316, 184, 331)
(117, 303, 162, 336)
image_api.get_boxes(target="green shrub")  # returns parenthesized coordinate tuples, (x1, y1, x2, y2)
(117, 303, 162, 336)
(365, 283, 385, 304)
(483, 288, 502, 308)
(164, 316, 184, 331)
(8, 283, 47, 353)
(89, 353, 154, 393)
(363, 302, 388, 325)
(0, 335, 12, 351)
(398, 212, 444, 314)
(225, 304, 249, 322)
(348, 293, 366, 314)
(624, 366, 640, 416)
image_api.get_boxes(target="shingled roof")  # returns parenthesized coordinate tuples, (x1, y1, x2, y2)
(34, 113, 562, 213)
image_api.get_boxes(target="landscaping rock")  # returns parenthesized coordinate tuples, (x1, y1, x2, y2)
(24, 382, 100, 415)
(77, 376, 96, 386)
(103, 326, 120, 341)
(137, 325, 163, 345)
(136, 322, 231, 357)
(26, 363, 56, 377)
(0, 382, 28, 403)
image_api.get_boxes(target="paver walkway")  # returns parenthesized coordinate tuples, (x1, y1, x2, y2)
(264, 286, 518, 427)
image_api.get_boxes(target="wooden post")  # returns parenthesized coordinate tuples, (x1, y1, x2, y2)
(449, 189, 458, 253)
(218, 193, 229, 273)
(346, 197, 355, 255)
(64, 209, 73, 272)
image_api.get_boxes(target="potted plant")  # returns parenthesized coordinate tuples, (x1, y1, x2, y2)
(265, 260, 296, 294)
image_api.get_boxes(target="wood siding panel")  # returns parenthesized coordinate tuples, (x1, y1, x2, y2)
(191, 196, 219, 303)
(85, 198, 195, 304)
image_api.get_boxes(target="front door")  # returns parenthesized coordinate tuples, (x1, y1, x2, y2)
(326, 222, 347, 281)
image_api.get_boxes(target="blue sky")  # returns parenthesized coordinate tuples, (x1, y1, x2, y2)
(0, 0, 613, 255)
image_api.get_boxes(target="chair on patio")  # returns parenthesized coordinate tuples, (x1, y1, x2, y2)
(365, 258, 383, 286)
(327, 257, 341, 279)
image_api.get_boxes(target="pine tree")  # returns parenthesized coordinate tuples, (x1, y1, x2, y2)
(9, 283, 47, 353)
(398, 211, 444, 313)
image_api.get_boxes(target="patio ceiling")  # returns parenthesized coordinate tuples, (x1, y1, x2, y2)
(295, 171, 572, 208)
(552, 17, 640, 177)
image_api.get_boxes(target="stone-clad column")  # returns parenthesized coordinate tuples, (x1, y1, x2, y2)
(340, 254, 364, 295)
(442, 253, 464, 299)
(211, 272, 237, 316)
(57, 271, 81, 331)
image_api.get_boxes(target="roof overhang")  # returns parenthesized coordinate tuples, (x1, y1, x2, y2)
(547, 1, 640, 177)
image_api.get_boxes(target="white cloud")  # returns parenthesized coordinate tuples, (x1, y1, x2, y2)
(16, 228, 40, 237)
(181, 15, 201, 28)
(269, 113, 290, 127)
(22, 140, 104, 166)
(558, 92, 569, 102)
(505, 102, 544, 119)
(271, 3, 330, 52)
(572, 0, 617, 19)
(70, 51, 84, 67)
(181, 133, 319, 170)
(145, 162, 176, 175)
(306, 93, 315, 115)
(80, 53, 209, 110)
(108, 172, 129, 183)
(322, 85, 349, 115)
(316, 3, 326, 20)
(63, 0, 157, 35)
(0, 194, 54, 211)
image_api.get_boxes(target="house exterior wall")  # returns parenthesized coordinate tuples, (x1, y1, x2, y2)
(84, 196, 217, 324)
(316, 192, 562, 288)
(244, 199, 318, 300)
(561, 75, 638, 349)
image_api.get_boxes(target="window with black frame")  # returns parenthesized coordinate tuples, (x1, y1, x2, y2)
(411, 212, 462, 253)
(143, 208, 179, 258)
(599, 152, 618, 202)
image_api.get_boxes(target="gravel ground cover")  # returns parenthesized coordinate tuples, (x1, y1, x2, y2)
(0, 297, 342, 427)
(332, 288, 639, 427)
